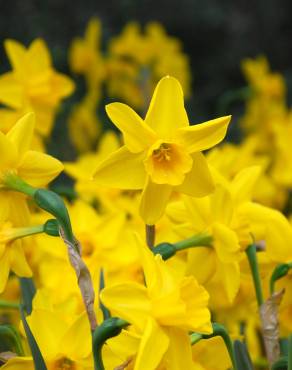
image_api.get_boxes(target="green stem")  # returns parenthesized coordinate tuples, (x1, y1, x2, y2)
(190, 332, 203, 345)
(92, 317, 129, 370)
(270, 263, 292, 295)
(174, 233, 213, 251)
(153, 234, 213, 261)
(0, 300, 19, 309)
(289, 334, 292, 370)
(3, 173, 36, 197)
(201, 323, 238, 370)
(0, 325, 24, 355)
(0, 224, 45, 244)
(246, 244, 264, 307)
(146, 224, 155, 249)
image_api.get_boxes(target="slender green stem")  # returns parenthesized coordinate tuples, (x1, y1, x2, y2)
(289, 334, 292, 370)
(3, 173, 36, 197)
(0, 224, 45, 244)
(190, 332, 203, 345)
(0, 299, 19, 309)
(93, 317, 129, 370)
(153, 233, 213, 261)
(246, 244, 264, 307)
(173, 233, 213, 251)
(270, 262, 292, 295)
(0, 325, 24, 355)
(146, 224, 155, 249)
(201, 323, 238, 370)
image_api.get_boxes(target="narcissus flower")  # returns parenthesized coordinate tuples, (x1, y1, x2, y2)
(101, 239, 212, 370)
(94, 76, 231, 224)
(0, 38, 74, 137)
(1, 289, 93, 370)
(0, 112, 63, 224)
(0, 113, 63, 187)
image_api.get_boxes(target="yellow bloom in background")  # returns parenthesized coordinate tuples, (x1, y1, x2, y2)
(94, 76, 231, 224)
(107, 22, 191, 110)
(101, 239, 212, 370)
(68, 90, 101, 153)
(0, 38, 74, 139)
(69, 17, 106, 90)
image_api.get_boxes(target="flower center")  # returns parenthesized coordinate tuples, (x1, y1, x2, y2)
(144, 141, 193, 186)
(53, 358, 75, 370)
(152, 143, 172, 162)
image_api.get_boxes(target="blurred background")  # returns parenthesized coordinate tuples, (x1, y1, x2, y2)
(0, 0, 292, 160)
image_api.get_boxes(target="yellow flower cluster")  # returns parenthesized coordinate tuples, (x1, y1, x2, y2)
(1, 20, 292, 370)
(68, 19, 191, 153)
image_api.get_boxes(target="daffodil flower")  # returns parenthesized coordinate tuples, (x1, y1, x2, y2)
(0, 112, 63, 225)
(101, 239, 212, 370)
(94, 76, 231, 224)
(1, 290, 93, 370)
(0, 39, 74, 137)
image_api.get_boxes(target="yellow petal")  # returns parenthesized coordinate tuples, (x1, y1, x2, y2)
(216, 260, 240, 303)
(94, 146, 146, 189)
(178, 115, 231, 153)
(176, 152, 214, 197)
(241, 202, 292, 262)
(60, 312, 91, 360)
(231, 166, 262, 205)
(106, 103, 156, 153)
(1, 357, 34, 370)
(135, 318, 169, 370)
(10, 241, 32, 277)
(0, 73, 23, 108)
(210, 185, 233, 224)
(7, 112, 35, 159)
(183, 195, 210, 231)
(27, 39, 51, 73)
(100, 282, 150, 331)
(212, 222, 241, 263)
(0, 250, 10, 293)
(145, 76, 188, 139)
(18, 150, 64, 187)
(139, 179, 172, 224)
(4, 39, 27, 75)
(164, 328, 194, 370)
(27, 309, 68, 360)
(186, 248, 216, 284)
(0, 193, 10, 223)
(0, 131, 18, 172)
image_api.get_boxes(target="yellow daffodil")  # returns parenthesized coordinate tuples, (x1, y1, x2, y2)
(0, 112, 63, 224)
(0, 38, 74, 138)
(2, 289, 93, 370)
(69, 17, 106, 89)
(101, 239, 212, 370)
(107, 22, 191, 109)
(94, 76, 231, 224)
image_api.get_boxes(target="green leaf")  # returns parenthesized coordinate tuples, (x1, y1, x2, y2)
(271, 357, 287, 370)
(99, 269, 111, 320)
(234, 340, 254, 370)
(0, 325, 24, 355)
(20, 305, 47, 370)
(19, 277, 36, 315)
